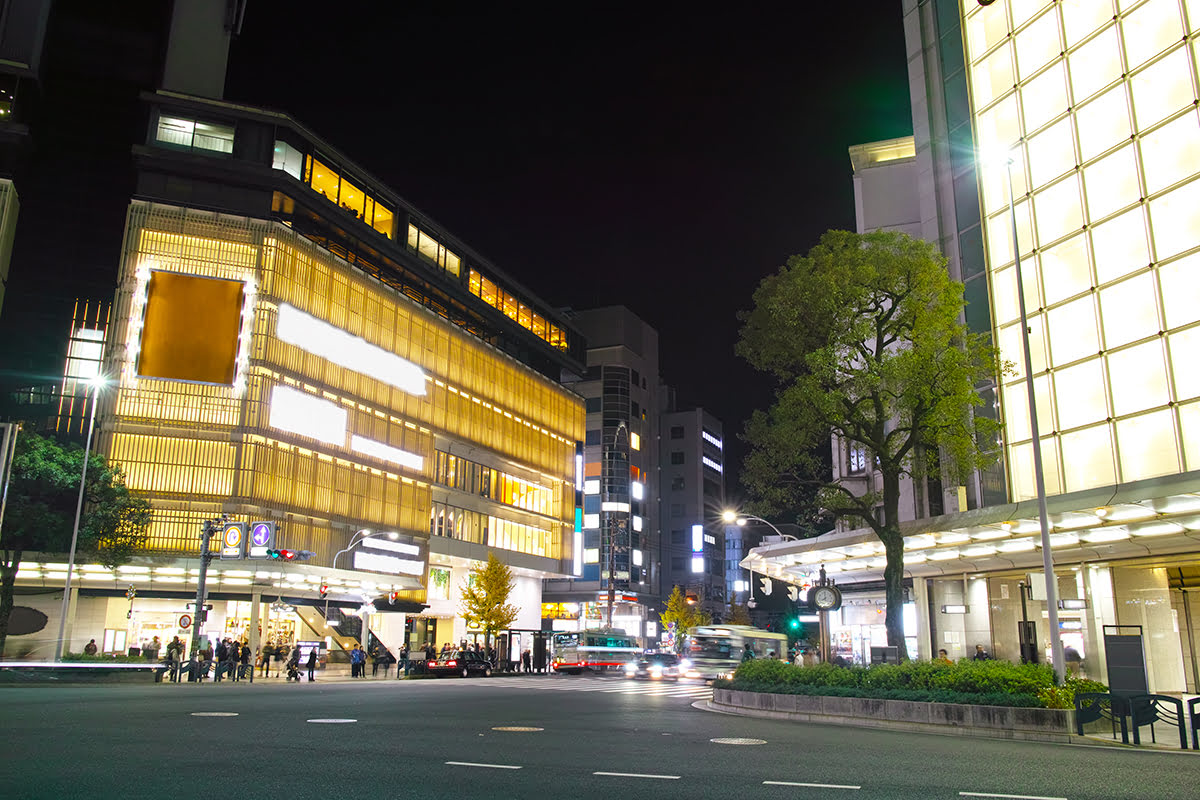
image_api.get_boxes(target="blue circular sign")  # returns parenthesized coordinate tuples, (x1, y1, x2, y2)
(252, 523, 272, 546)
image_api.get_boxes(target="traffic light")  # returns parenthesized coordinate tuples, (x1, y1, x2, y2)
(319, 583, 329, 599)
(266, 549, 314, 561)
(788, 617, 800, 631)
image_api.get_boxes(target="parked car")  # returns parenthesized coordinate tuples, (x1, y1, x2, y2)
(624, 652, 686, 681)
(426, 649, 493, 678)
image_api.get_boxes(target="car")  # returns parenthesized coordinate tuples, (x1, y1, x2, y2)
(623, 652, 686, 681)
(426, 649, 493, 678)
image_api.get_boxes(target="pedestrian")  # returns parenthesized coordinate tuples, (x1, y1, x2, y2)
(972, 644, 992, 661)
(936, 648, 953, 665)
(370, 645, 380, 677)
(84, 638, 98, 656)
(521, 649, 531, 673)
(214, 638, 228, 681)
(146, 636, 161, 661)
(306, 647, 317, 682)
(398, 643, 409, 678)
(228, 640, 241, 682)
(741, 643, 755, 662)
(261, 642, 273, 677)
(240, 642, 252, 681)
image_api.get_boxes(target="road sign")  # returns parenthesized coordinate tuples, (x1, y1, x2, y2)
(220, 521, 247, 559)
(179, 614, 192, 629)
(248, 521, 276, 558)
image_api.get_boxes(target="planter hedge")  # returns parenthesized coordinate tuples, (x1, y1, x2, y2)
(717, 658, 1104, 709)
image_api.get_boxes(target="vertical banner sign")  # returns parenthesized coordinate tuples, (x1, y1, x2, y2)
(220, 521, 247, 560)
(248, 521, 276, 558)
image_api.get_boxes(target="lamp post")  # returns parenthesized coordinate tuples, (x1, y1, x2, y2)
(55, 375, 104, 661)
(1001, 153, 1065, 680)
(331, 529, 396, 653)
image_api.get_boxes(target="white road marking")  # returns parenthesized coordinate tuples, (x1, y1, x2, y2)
(763, 781, 861, 790)
(594, 771, 681, 780)
(959, 794, 1067, 800)
(306, 718, 357, 724)
(445, 761, 522, 770)
(190, 712, 238, 717)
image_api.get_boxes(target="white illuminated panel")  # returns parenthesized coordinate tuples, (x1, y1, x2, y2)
(268, 385, 347, 445)
(602, 501, 630, 512)
(631, 481, 644, 500)
(361, 538, 420, 556)
(692, 524, 703, 553)
(583, 479, 600, 495)
(583, 514, 599, 529)
(632, 549, 643, 566)
(701, 430, 723, 449)
(691, 556, 704, 573)
(630, 432, 641, 450)
(277, 303, 427, 396)
(584, 548, 599, 563)
(573, 531, 583, 575)
(350, 434, 423, 471)
(632, 516, 643, 532)
(575, 452, 584, 491)
(353, 550, 423, 576)
(702, 456, 723, 473)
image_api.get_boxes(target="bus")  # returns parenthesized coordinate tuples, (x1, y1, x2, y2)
(552, 628, 641, 674)
(683, 625, 788, 680)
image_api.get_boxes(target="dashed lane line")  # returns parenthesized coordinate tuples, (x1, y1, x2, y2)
(445, 761, 522, 770)
(959, 794, 1067, 800)
(763, 781, 860, 790)
(593, 772, 681, 780)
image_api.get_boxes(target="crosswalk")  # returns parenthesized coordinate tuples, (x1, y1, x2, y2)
(481, 675, 713, 700)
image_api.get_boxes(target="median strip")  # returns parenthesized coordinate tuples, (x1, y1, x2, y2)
(445, 761, 522, 770)
(959, 794, 1067, 800)
(763, 781, 860, 790)
(593, 772, 681, 780)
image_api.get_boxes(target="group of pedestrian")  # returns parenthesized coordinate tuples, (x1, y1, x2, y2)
(213, 637, 252, 681)
(349, 645, 367, 677)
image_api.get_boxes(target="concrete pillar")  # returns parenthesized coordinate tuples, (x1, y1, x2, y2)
(249, 589, 261, 657)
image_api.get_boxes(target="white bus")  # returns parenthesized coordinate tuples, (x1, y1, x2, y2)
(683, 625, 788, 679)
(552, 628, 641, 674)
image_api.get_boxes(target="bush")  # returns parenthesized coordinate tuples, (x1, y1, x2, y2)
(728, 657, 1063, 707)
(1038, 675, 1109, 709)
(62, 652, 152, 663)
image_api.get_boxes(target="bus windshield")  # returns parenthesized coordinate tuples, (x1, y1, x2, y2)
(691, 635, 734, 659)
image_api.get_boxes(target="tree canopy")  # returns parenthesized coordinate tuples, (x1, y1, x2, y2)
(737, 230, 1004, 652)
(459, 552, 520, 647)
(0, 429, 151, 655)
(659, 585, 711, 650)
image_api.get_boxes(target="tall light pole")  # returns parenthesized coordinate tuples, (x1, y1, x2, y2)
(55, 375, 105, 661)
(1001, 152, 1064, 680)
(332, 529, 395, 652)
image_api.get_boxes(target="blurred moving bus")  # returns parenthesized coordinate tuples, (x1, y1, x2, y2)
(552, 628, 640, 674)
(684, 625, 788, 679)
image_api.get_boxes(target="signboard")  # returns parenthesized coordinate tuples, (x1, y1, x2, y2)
(248, 521, 276, 558)
(353, 533, 427, 577)
(220, 521, 247, 559)
(179, 614, 192, 629)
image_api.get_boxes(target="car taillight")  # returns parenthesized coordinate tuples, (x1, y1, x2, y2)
(427, 661, 436, 667)
(447, 660, 457, 666)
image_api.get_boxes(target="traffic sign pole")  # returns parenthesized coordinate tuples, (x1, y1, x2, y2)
(189, 515, 226, 663)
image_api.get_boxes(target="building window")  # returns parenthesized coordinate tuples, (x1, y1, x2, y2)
(585, 429, 601, 446)
(272, 140, 303, 179)
(670, 451, 685, 465)
(670, 425, 685, 439)
(586, 397, 602, 413)
(671, 476, 685, 491)
(847, 441, 868, 475)
(155, 115, 234, 154)
(671, 529, 684, 545)
(466, 267, 568, 351)
(303, 155, 394, 238)
(671, 557, 684, 571)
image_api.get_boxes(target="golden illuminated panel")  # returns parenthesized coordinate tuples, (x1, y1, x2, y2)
(430, 501, 562, 560)
(138, 272, 243, 384)
(110, 432, 236, 496)
(962, 0, 1200, 498)
(466, 268, 569, 351)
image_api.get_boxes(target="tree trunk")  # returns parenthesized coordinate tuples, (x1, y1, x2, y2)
(880, 532, 907, 657)
(0, 550, 21, 658)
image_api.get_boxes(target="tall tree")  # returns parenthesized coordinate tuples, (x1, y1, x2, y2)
(0, 430, 152, 656)
(659, 585, 711, 651)
(737, 230, 1004, 655)
(459, 552, 519, 652)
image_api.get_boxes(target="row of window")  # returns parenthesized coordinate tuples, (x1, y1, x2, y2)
(467, 269, 569, 351)
(156, 115, 234, 154)
(303, 154, 395, 238)
(408, 223, 461, 277)
(432, 450, 558, 517)
(430, 501, 559, 559)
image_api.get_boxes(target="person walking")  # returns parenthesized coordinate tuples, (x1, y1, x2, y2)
(306, 647, 317, 682)
(972, 644, 992, 661)
(214, 638, 228, 681)
(398, 643, 409, 678)
(240, 641, 252, 682)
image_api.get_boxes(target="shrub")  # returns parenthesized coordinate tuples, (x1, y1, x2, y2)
(1038, 676, 1109, 709)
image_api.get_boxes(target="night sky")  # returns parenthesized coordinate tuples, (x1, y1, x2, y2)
(224, 3, 914, 490)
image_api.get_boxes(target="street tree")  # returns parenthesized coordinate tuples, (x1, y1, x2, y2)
(459, 552, 519, 653)
(0, 430, 152, 656)
(737, 230, 1004, 655)
(726, 601, 752, 626)
(659, 585, 711, 651)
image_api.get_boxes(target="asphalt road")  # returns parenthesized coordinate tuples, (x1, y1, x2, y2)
(2, 674, 1197, 800)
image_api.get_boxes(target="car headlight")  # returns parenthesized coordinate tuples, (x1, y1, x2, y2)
(624, 663, 637, 673)
(649, 665, 663, 677)
(679, 659, 692, 669)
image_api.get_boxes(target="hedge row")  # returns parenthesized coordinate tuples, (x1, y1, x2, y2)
(721, 658, 1105, 708)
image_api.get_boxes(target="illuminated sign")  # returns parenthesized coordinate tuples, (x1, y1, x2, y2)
(352, 534, 427, 577)
(268, 385, 346, 445)
(220, 522, 246, 559)
(349, 435, 423, 471)
(248, 521, 276, 559)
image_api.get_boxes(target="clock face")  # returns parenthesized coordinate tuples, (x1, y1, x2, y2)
(813, 586, 840, 610)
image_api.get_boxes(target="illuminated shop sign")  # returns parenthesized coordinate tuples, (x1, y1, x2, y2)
(353, 534, 427, 577)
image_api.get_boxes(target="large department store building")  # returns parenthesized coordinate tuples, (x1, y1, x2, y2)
(4, 7, 584, 661)
(747, 0, 1200, 693)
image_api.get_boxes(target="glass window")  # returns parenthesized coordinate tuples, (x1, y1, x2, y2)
(985, 197, 1034, 269)
(1159, 253, 1200, 330)
(1169, 326, 1200, 402)
(1075, 84, 1132, 163)
(372, 201, 394, 238)
(1007, 436, 1062, 500)
(417, 229, 440, 264)
(1139, 110, 1200, 196)
(1100, 272, 1159, 349)
(670, 451, 685, 465)
(443, 249, 460, 277)
(1021, 62, 1069, 133)
(1091, 207, 1150, 284)
(407, 222, 420, 251)
(1083, 143, 1141, 222)
(339, 175, 367, 218)
(1000, 375, 1052, 443)
(1027, 116, 1075, 188)
(965, 4, 1010, 59)
(973, 41, 1016, 110)
(1054, 358, 1108, 430)
(1068, 26, 1122, 105)
(1116, 409, 1178, 480)
(997, 313, 1048, 382)
(1048, 295, 1099, 366)
(309, 157, 340, 202)
(1015, 9, 1062, 80)
(1041, 234, 1091, 306)
(975, 94, 1023, 165)
(1180, 400, 1200, 471)
(1130, 48, 1195, 130)
(1108, 341, 1170, 416)
(1062, 3, 1114, 48)
(518, 303, 532, 329)
(156, 115, 194, 147)
(193, 121, 234, 153)
(272, 141, 303, 179)
(990, 262, 1039, 329)
(531, 312, 546, 339)
(1121, 0, 1185, 71)
(670, 425, 684, 439)
(1060, 423, 1117, 491)
(469, 269, 482, 297)
(481, 275, 498, 307)
(1149, 177, 1200, 260)
(1033, 175, 1084, 245)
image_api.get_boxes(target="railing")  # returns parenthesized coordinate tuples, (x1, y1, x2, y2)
(1075, 692, 1190, 749)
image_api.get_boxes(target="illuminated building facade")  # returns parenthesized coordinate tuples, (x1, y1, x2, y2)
(748, 0, 1200, 692)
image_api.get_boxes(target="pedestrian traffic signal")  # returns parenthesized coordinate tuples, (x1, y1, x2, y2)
(788, 617, 800, 630)
(319, 583, 329, 598)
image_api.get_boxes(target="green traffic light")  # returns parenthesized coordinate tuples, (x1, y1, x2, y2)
(789, 618, 800, 629)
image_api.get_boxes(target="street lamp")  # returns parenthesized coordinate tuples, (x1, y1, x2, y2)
(331, 528, 397, 654)
(55, 374, 106, 661)
(996, 148, 1065, 680)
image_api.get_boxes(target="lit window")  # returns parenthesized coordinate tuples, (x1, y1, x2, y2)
(1107, 342, 1170, 417)
(1062, 2, 1113, 48)
(1067, 26, 1122, 105)
(1149, 178, 1200, 261)
(1099, 273, 1158, 349)
(629, 432, 641, 450)
(972, 41, 1014, 109)
(1116, 409, 1178, 481)
(583, 514, 599, 529)
(691, 557, 704, 574)
(1159, 253, 1200, 331)
(584, 479, 600, 495)
(156, 115, 234, 154)
(602, 501, 630, 513)
(692, 524, 704, 553)
(702, 456, 723, 473)
(1027, 117, 1074, 189)
(272, 141, 303, 179)
(1040, 234, 1091, 307)
(1015, 8, 1061, 81)
(632, 516, 643, 532)
(1121, 0, 1185, 72)
(1091, 207, 1150, 284)
(1048, 296, 1099, 367)
(632, 550, 643, 567)
(1075, 85, 1131, 163)
(1130, 49, 1194, 131)
(1033, 175, 1083, 245)
(701, 430, 723, 449)
(1083, 144, 1140, 222)
(1020, 62, 1069, 133)
(965, 2, 1009, 58)
(1061, 424, 1116, 491)
(631, 481, 644, 500)
(1140, 111, 1200, 197)
(584, 548, 599, 564)
(1054, 359, 1107, 430)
